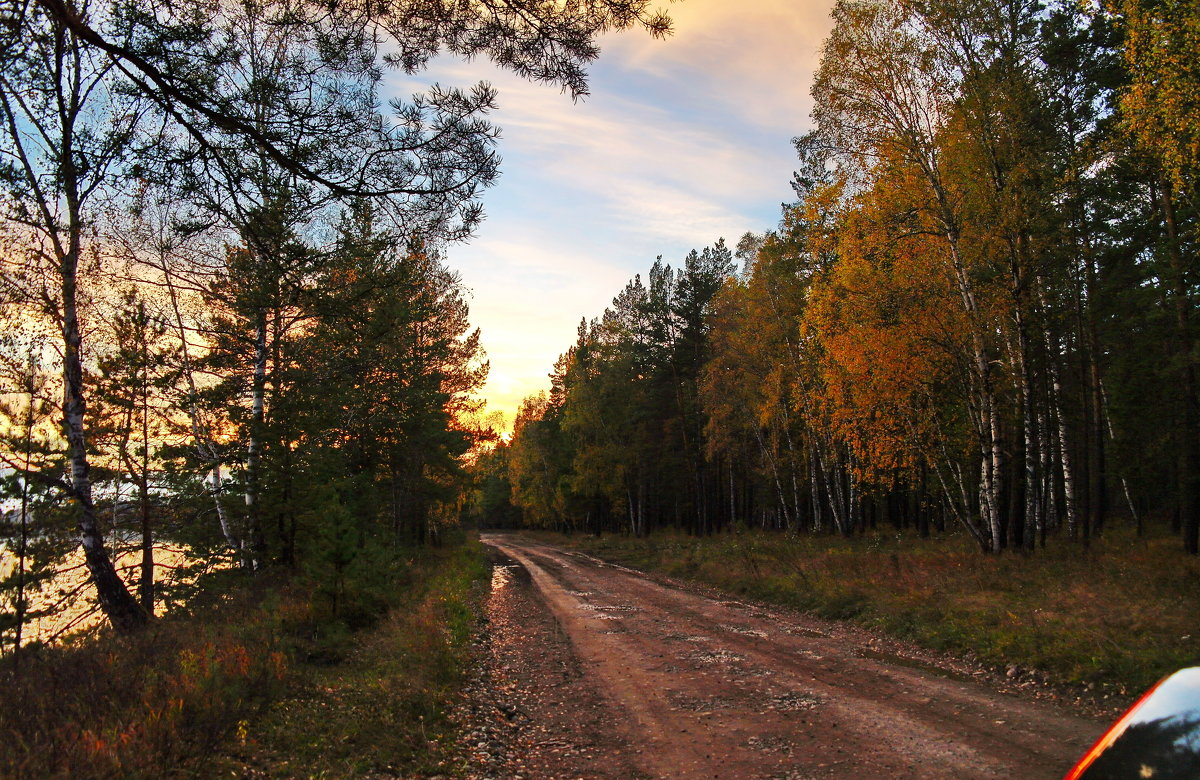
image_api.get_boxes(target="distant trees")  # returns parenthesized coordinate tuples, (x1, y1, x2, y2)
(0, 341, 65, 660)
(490, 243, 735, 536)
(488, 0, 1200, 555)
(1115, 0, 1200, 553)
(94, 290, 174, 612)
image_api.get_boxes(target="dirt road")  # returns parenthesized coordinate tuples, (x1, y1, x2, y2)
(469, 533, 1105, 779)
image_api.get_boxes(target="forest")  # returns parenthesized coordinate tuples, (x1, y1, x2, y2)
(474, 0, 1200, 557)
(0, 0, 667, 662)
(0, 0, 674, 773)
(1, 0, 1199, 773)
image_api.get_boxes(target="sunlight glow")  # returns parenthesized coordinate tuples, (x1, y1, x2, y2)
(386, 0, 837, 430)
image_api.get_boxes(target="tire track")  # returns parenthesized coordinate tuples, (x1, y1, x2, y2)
(482, 534, 1103, 779)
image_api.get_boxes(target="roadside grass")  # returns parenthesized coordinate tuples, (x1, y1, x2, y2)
(536, 525, 1200, 695)
(1, 534, 489, 779)
(1, 569, 291, 779)
(208, 535, 490, 778)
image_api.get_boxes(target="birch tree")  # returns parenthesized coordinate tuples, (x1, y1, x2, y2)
(0, 0, 148, 629)
(813, 0, 1009, 550)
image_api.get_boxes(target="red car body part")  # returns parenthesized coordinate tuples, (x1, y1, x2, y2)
(1064, 667, 1200, 780)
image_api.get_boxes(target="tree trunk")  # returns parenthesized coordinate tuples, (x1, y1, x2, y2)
(62, 249, 146, 631)
(1040, 284, 1079, 542)
(1015, 303, 1039, 552)
(1099, 380, 1141, 532)
(1159, 177, 1200, 554)
(14, 368, 35, 663)
(244, 309, 269, 568)
(139, 368, 154, 612)
(754, 425, 790, 529)
(808, 441, 824, 533)
(944, 237, 1002, 552)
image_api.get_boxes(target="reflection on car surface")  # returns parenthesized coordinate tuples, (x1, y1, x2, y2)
(1066, 667, 1200, 779)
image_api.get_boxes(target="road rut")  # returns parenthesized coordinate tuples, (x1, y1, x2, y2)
(477, 533, 1104, 779)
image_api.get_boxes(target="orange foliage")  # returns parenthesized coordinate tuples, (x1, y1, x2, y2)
(804, 158, 977, 482)
(60, 637, 287, 777)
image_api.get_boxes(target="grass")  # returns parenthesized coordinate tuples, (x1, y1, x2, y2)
(536, 525, 1200, 696)
(1, 572, 291, 779)
(0, 533, 490, 779)
(212, 536, 490, 778)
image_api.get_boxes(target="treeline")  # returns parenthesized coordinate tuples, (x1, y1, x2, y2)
(0, 0, 671, 646)
(469, 0, 1200, 555)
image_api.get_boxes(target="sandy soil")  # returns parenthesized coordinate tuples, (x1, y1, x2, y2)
(458, 533, 1107, 779)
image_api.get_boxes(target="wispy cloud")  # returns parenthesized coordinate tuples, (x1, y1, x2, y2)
(603, 0, 835, 132)
(384, 0, 836, 426)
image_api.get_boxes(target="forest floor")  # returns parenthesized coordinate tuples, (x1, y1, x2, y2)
(456, 533, 1108, 779)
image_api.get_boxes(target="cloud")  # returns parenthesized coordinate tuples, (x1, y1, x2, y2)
(458, 72, 786, 242)
(383, 1, 837, 426)
(453, 228, 633, 422)
(602, 0, 836, 132)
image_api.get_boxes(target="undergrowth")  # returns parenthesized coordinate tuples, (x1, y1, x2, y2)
(0, 533, 489, 779)
(1, 569, 290, 779)
(539, 525, 1200, 695)
(209, 534, 490, 778)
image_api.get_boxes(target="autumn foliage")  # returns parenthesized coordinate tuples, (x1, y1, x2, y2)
(474, 0, 1200, 557)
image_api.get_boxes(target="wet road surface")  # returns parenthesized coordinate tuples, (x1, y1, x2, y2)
(476, 533, 1104, 779)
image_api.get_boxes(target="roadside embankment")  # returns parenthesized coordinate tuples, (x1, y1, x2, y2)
(210, 536, 490, 778)
(1, 535, 490, 779)
(531, 527, 1200, 699)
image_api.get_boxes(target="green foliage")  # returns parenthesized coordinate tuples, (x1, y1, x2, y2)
(462, 442, 521, 528)
(496, 241, 736, 536)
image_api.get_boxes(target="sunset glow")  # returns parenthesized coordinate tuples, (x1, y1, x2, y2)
(392, 0, 837, 427)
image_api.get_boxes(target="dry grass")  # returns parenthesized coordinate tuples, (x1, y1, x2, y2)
(542, 526, 1200, 694)
(0, 573, 293, 779)
(207, 538, 489, 778)
(0, 537, 490, 779)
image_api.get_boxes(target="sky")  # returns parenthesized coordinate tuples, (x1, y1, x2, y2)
(389, 0, 836, 429)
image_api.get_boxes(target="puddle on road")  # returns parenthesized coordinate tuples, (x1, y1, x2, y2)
(490, 563, 518, 593)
